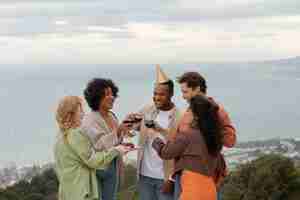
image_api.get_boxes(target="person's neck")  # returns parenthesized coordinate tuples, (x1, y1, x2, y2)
(159, 102, 174, 111)
(99, 108, 110, 118)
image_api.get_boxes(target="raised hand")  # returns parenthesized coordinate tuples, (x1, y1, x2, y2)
(114, 144, 132, 156)
(116, 121, 133, 137)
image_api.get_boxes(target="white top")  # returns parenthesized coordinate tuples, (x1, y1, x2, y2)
(141, 110, 170, 179)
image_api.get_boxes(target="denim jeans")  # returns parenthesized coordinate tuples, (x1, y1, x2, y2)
(138, 175, 174, 200)
(217, 191, 221, 200)
(96, 158, 118, 200)
(174, 174, 181, 200)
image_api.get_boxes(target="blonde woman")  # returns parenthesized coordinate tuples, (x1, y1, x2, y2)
(54, 96, 131, 200)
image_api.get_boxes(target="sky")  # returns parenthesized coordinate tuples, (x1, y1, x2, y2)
(0, 0, 300, 64)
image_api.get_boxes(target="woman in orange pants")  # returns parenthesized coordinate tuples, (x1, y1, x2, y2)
(152, 94, 224, 200)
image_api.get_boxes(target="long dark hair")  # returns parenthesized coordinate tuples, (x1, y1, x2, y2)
(190, 95, 223, 156)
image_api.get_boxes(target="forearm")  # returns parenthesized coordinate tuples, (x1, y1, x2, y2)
(95, 132, 120, 150)
(85, 148, 120, 169)
(218, 105, 237, 148)
(68, 129, 120, 169)
(152, 135, 187, 160)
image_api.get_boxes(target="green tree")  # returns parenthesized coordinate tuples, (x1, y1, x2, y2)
(0, 167, 58, 200)
(0, 190, 20, 200)
(29, 168, 58, 195)
(12, 180, 31, 196)
(23, 193, 44, 200)
(223, 154, 300, 200)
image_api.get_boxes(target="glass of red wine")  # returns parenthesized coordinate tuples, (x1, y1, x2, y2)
(144, 113, 156, 128)
(123, 115, 143, 124)
(122, 114, 143, 145)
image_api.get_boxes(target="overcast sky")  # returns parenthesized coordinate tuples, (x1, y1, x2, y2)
(0, 0, 299, 64)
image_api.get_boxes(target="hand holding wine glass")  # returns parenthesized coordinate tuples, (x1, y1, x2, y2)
(117, 119, 134, 137)
(144, 112, 156, 128)
(124, 113, 143, 124)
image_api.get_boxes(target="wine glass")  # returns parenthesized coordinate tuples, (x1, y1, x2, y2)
(144, 113, 155, 128)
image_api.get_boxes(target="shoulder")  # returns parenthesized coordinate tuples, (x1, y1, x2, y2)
(182, 128, 198, 137)
(139, 103, 156, 114)
(208, 97, 229, 115)
(208, 96, 226, 111)
(81, 112, 102, 131)
(180, 110, 193, 124)
(67, 128, 83, 138)
(67, 128, 89, 144)
(81, 112, 98, 126)
(172, 105, 182, 116)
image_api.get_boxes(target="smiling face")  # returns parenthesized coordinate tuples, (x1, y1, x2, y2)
(177, 72, 207, 102)
(99, 87, 115, 111)
(153, 84, 172, 110)
(180, 82, 203, 102)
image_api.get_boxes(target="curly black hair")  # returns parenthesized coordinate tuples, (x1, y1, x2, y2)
(84, 78, 119, 111)
(190, 95, 223, 156)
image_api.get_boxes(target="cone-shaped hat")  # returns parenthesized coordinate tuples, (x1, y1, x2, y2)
(156, 64, 170, 84)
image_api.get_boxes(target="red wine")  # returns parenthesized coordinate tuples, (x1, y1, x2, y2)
(122, 142, 135, 148)
(123, 120, 133, 124)
(123, 117, 142, 124)
(134, 116, 143, 122)
(145, 120, 155, 128)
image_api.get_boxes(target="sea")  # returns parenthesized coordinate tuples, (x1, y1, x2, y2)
(0, 61, 300, 167)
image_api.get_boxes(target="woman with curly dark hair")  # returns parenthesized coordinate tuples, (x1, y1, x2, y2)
(81, 78, 134, 200)
(151, 94, 223, 200)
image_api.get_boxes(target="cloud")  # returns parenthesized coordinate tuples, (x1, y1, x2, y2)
(161, 0, 300, 21)
(239, 33, 276, 39)
(54, 20, 68, 25)
(0, 0, 299, 64)
(0, 2, 132, 38)
(0, 0, 300, 20)
(0, 15, 132, 39)
(1, 17, 299, 64)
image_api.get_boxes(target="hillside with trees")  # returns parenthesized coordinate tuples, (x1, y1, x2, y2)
(1, 154, 300, 200)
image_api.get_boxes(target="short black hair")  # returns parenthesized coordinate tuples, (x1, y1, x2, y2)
(159, 80, 174, 96)
(177, 72, 207, 94)
(84, 78, 119, 111)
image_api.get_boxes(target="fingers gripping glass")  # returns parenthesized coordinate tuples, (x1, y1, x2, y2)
(123, 115, 143, 124)
(144, 113, 156, 128)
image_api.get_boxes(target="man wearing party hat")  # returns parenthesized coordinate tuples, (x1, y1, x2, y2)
(135, 65, 181, 200)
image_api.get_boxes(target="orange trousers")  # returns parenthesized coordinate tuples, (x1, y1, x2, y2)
(180, 170, 217, 200)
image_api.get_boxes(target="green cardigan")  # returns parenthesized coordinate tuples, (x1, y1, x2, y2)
(54, 128, 120, 200)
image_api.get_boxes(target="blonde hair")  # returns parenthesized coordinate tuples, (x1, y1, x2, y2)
(56, 96, 82, 134)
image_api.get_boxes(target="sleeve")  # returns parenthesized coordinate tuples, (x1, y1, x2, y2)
(95, 132, 120, 150)
(152, 133, 189, 160)
(53, 163, 61, 183)
(81, 118, 119, 151)
(68, 130, 120, 169)
(218, 105, 237, 148)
